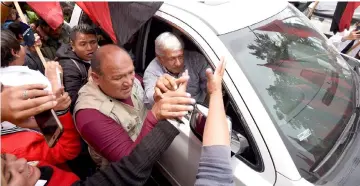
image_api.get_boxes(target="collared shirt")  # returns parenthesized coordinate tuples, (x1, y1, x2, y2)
(143, 50, 209, 109)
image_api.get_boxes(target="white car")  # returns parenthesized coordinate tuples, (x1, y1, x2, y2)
(72, 1, 360, 185)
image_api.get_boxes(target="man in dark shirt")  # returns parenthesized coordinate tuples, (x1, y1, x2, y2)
(56, 24, 98, 113)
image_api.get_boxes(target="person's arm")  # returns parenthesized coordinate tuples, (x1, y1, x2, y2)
(143, 70, 158, 109)
(1, 112, 81, 165)
(195, 146, 233, 186)
(195, 57, 234, 186)
(0, 84, 56, 124)
(75, 109, 158, 162)
(202, 60, 228, 147)
(33, 112, 81, 164)
(71, 120, 179, 186)
(329, 29, 354, 49)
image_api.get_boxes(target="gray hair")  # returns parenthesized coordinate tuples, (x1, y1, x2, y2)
(155, 32, 184, 56)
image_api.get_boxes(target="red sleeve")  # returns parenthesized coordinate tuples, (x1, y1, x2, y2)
(1, 112, 81, 165)
(75, 109, 158, 162)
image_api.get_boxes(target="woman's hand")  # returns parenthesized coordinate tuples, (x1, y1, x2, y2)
(1, 84, 57, 125)
(45, 61, 62, 95)
(53, 87, 71, 111)
(151, 91, 195, 120)
(206, 57, 226, 95)
(344, 30, 360, 41)
(33, 33, 42, 48)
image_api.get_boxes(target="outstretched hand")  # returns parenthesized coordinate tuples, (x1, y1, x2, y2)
(1, 84, 57, 125)
(154, 71, 189, 101)
(53, 87, 71, 111)
(151, 91, 195, 120)
(206, 57, 226, 95)
(45, 61, 62, 95)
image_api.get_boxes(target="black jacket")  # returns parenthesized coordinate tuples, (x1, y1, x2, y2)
(24, 50, 45, 75)
(72, 120, 179, 186)
(56, 43, 90, 113)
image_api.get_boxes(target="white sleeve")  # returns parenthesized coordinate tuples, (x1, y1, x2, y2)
(0, 68, 52, 92)
(328, 29, 353, 51)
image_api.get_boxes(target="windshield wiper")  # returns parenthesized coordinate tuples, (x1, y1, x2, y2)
(310, 67, 360, 173)
(310, 111, 358, 173)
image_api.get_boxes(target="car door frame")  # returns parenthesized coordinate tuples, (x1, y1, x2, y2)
(137, 4, 278, 185)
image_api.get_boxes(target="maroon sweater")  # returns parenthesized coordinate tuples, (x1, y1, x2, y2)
(75, 96, 158, 162)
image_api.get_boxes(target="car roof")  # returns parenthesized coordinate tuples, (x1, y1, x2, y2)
(164, 1, 289, 35)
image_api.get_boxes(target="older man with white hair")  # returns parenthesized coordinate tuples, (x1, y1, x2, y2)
(143, 32, 209, 109)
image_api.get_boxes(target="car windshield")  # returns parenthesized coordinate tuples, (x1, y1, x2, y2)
(220, 5, 356, 182)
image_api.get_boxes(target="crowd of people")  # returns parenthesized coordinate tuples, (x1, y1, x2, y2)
(1, 2, 235, 186)
(329, 22, 360, 59)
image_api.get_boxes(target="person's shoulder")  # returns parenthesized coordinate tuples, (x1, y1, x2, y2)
(75, 109, 109, 128)
(185, 50, 205, 61)
(144, 58, 162, 74)
(185, 50, 207, 68)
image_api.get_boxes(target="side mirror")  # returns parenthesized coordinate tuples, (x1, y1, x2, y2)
(190, 104, 247, 155)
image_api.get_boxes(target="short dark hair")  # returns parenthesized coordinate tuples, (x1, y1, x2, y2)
(8, 22, 24, 40)
(1, 30, 21, 67)
(70, 24, 96, 42)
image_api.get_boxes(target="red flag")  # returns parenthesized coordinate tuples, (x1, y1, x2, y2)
(76, 2, 99, 26)
(75, 2, 162, 45)
(256, 19, 322, 38)
(75, 2, 116, 42)
(330, 2, 360, 33)
(27, 2, 64, 30)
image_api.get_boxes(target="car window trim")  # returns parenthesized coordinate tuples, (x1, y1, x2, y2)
(152, 11, 265, 172)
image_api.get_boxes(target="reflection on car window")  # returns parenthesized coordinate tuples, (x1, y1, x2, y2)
(220, 5, 356, 183)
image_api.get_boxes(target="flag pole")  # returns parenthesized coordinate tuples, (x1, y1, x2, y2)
(13, 1, 47, 67)
(307, 1, 319, 19)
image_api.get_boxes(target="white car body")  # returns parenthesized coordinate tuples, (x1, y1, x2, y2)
(154, 2, 309, 186)
(71, 1, 360, 186)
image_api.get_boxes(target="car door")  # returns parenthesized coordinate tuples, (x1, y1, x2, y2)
(137, 5, 277, 186)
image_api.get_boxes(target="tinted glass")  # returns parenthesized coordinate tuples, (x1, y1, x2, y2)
(220, 5, 356, 182)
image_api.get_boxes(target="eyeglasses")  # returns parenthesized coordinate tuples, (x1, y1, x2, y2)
(162, 55, 184, 63)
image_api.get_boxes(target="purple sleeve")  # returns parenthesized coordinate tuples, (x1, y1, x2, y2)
(195, 145, 234, 186)
(75, 109, 158, 162)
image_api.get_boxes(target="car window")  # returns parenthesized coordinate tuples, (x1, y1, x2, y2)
(144, 17, 263, 170)
(194, 89, 262, 170)
(219, 4, 357, 182)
